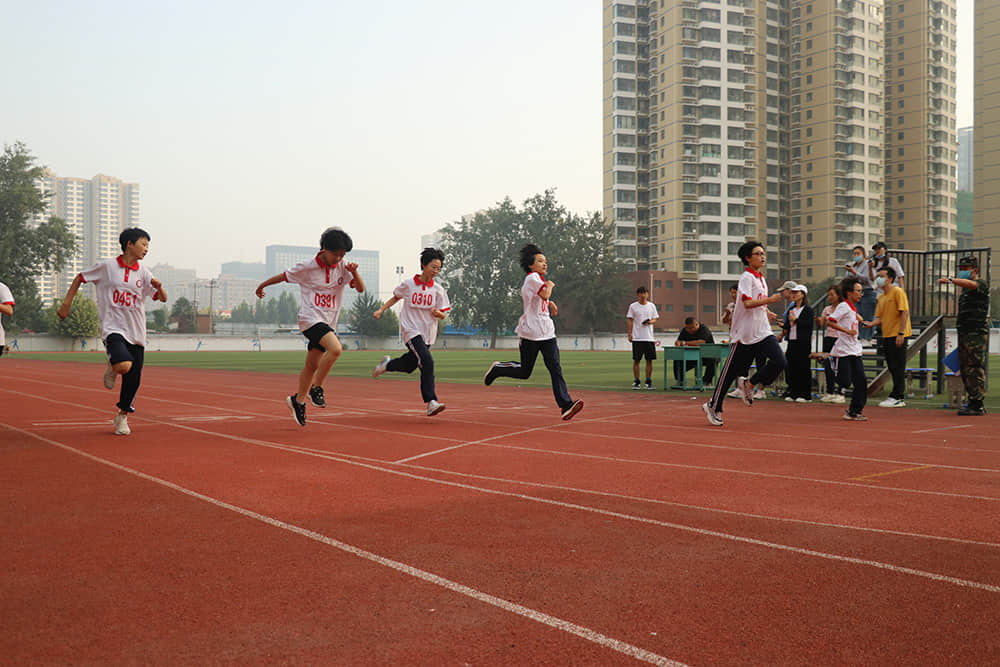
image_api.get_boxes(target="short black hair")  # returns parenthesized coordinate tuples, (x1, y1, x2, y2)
(872, 241, 887, 250)
(684, 317, 697, 326)
(827, 284, 844, 301)
(519, 243, 544, 273)
(420, 247, 444, 268)
(852, 245, 865, 254)
(737, 240, 762, 266)
(636, 285, 648, 294)
(729, 283, 739, 291)
(877, 266, 897, 280)
(841, 276, 861, 295)
(320, 227, 353, 252)
(119, 227, 150, 253)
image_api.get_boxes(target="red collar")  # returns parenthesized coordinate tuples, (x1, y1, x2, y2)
(414, 275, 434, 289)
(117, 255, 139, 271)
(315, 253, 338, 269)
(744, 267, 763, 279)
(531, 270, 546, 279)
(846, 301, 858, 312)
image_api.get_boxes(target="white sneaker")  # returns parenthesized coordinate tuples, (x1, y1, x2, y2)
(879, 397, 905, 408)
(785, 396, 795, 402)
(727, 388, 743, 399)
(113, 413, 130, 435)
(372, 355, 391, 378)
(426, 399, 446, 417)
(754, 389, 766, 400)
(828, 393, 846, 404)
(795, 397, 810, 403)
(702, 401, 724, 426)
(737, 377, 754, 406)
(103, 362, 116, 389)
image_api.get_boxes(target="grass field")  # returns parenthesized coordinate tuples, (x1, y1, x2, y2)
(11, 348, 998, 411)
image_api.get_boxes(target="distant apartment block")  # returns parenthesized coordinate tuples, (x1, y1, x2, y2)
(264, 244, 379, 323)
(974, 1, 1000, 275)
(957, 125, 973, 192)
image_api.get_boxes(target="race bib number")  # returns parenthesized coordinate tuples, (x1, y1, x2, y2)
(411, 292, 434, 307)
(112, 289, 138, 307)
(314, 293, 335, 309)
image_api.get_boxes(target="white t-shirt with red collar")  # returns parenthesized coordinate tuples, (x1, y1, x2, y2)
(730, 268, 773, 345)
(0, 281, 14, 346)
(284, 255, 357, 332)
(515, 271, 556, 341)
(829, 301, 862, 357)
(79, 257, 157, 346)
(392, 276, 451, 346)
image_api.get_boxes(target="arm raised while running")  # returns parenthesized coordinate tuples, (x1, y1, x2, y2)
(373, 296, 401, 319)
(57, 274, 84, 320)
(255, 273, 286, 299)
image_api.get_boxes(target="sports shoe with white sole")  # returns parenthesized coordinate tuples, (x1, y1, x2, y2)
(561, 399, 584, 421)
(644, 380, 654, 390)
(103, 362, 116, 390)
(426, 399, 446, 417)
(113, 413, 131, 436)
(702, 401, 723, 426)
(843, 411, 869, 421)
(878, 397, 905, 408)
(632, 379, 641, 390)
(286, 394, 306, 427)
(726, 388, 743, 399)
(736, 376, 754, 406)
(826, 393, 846, 404)
(484, 361, 501, 386)
(308, 385, 326, 408)
(753, 389, 767, 400)
(372, 355, 391, 378)
(795, 397, 810, 403)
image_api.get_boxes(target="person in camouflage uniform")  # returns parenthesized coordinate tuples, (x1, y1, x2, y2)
(939, 256, 990, 415)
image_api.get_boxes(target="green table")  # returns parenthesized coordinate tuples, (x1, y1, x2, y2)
(662, 343, 731, 390)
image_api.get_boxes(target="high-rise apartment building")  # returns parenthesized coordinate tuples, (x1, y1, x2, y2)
(603, 0, 957, 288)
(32, 172, 140, 305)
(957, 125, 973, 192)
(974, 0, 1000, 273)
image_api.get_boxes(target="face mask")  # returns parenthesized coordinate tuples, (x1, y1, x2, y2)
(853, 255, 864, 264)
(957, 270, 973, 280)
(875, 276, 886, 287)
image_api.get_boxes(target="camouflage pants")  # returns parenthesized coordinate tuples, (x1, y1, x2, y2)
(957, 332, 987, 402)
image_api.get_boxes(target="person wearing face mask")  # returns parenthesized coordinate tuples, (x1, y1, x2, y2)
(938, 256, 990, 416)
(845, 245, 877, 342)
(863, 266, 911, 407)
(870, 242, 905, 293)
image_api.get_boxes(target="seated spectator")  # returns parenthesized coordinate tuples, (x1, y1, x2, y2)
(674, 317, 716, 385)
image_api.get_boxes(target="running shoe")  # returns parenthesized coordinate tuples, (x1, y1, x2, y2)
(308, 385, 326, 408)
(484, 361, 501, 386)
(103, 361, 116, 390)
(286, 394, 306, 427)
(878, 397, 905, 408)
(795, 397, 810, 403)
(702, 402, 723, 426)
(632, 379, 641, 390)
(753, 389, 767, 400)
(113, 412, 131, 436)
(561, 399, 584, 421)
(843, 411, 869, 421)
(644, 380, 654, 390)
(957, 402, 986, 416)
(426, 399, 446, 417)
(726, 388, 743, 399)
(372, 355, 391, 378)
(737, 376, 754, 406)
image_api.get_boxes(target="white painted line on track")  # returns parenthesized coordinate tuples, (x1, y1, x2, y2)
(2, 423, 686, 667)
(911, 424, 975, 434)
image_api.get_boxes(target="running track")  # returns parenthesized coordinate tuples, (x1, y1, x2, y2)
(1, 357, 998, 665)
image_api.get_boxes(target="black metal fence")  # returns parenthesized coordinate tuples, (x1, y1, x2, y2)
(890, 247, 991, 321)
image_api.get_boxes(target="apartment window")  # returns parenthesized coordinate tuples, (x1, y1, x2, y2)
(897, 131, 904, 140)
(806, 39, 812, 49)
(806, 233, 813, 242)
(807, 268, 813, 277)
(683, 305, 695, 313)
(806, 128, 812, 137)
(898, 179, 904, 188)
(806, 216, 813, 225)
(897, 84, 904, 93)
(897, 147, 904, 156)
(806, 74, 813, 84)
(806, 198, 813, 207)
(805, 92, 812, 102)
(806, 163, 813, 172)
(805, 109, 812, 119)
(806, 56, 812, 66)
(898, 68, 904, 76)
(806, 22, 812, 31)
(897, 163, 904, 172)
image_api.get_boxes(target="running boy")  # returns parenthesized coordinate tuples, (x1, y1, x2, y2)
(826, 277, 868, 420)
(371, 248, 451, 416)
(57, 228, 167, 435)
(255, 227, 364, 426)
(484, 243, 584, 421)
(626, 285, 659, 389)
(0, 280, 13, 357)
(703, 241, 787, 426)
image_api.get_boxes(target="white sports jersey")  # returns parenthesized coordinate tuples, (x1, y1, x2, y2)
(730, 268, 773, 345)
(393, 276, 451, 345)
(829, 301, 862, 357)
(626, 301, 658, 341)
(515, 272, 556, 341)
(79, 257, 157, 346)
(0, 281, 14, 346)
(284, 255, 356, 332)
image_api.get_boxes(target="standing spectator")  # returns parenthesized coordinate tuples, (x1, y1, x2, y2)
(626, 286, 659, 389)
(845, 245, 877, 342)
(817, 286, 846, 404)
(864, 266, 911, 407)
(870, 241, 905, 292)
(826, 277, 868, 421)
(938, 256, 990, 415)
(781, 285, 814, 402)
(674, 317, 716, 387)
(0, 280, 13, 357)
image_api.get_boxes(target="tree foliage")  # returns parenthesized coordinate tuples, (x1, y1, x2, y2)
(171, 296, 196, 333)
(0, 143, 78, 332)
(46, 296, 99, 337)
(440, 190, 627, 342)
(347, 290, 399, 337)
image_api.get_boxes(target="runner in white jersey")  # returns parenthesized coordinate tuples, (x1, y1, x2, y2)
(825, 277, 868, 420)
(372, 248, 451, 416)
(255, 227, 365, 426)
(0, 281, 14, 356)
(704, 241, 788, 426)
(57, 228, 167, 435)
(483, 243, 583, 421)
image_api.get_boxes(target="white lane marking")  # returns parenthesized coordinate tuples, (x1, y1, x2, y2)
(3, 423, 685, 667)
(911, 424, 975, 434)
(30, 421, 114, 427)
(172, 415, 259, 423)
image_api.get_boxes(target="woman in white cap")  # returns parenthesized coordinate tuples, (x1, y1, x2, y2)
(781, 284, 814, 402)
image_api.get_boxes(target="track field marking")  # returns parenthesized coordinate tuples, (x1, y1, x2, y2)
(31, 421, 113, 428)
(171, 415, 260, 423)
(850, 465, 937, 481)
(1, 424, 685, 667)
(29, 414, 997, 594)
(911, 424, 975, 434)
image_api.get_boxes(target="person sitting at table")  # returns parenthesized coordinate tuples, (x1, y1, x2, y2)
(674, 317, 716, 386)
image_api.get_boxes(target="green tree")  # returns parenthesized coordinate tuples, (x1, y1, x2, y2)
(440, 189, 627, 343)
(150, 307, 169, 332)
(277, 290, 298, 324)
(171, 296, 196, 333)
(347, 291, 399, 337)
(0, 143, 78, 331)
(46, 296, 99, 337)
(231, 301, 254, 323)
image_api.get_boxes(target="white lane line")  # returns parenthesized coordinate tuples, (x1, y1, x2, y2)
(911, 424, 975, 434)
(2, 424, 684, 667)
(30, 421, 114, 428)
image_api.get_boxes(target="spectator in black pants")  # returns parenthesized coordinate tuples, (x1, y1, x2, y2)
(674, 317, 716, 386)
(779, 284, 814, 401)
(863, 266, 911, 408)
(817, 285, 846, 404)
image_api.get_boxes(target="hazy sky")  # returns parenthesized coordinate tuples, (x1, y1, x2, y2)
(2, 0, 974, 299)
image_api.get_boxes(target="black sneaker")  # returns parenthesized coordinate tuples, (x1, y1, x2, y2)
(484, 361, 501, 386)
(286, 394, 306, 426)
(632, 379, 641, 390)
(561, 399, 584, 421)
(644, 380, 654, 390)
(957, 402, 986, 416)
(308, 385, 326, 408)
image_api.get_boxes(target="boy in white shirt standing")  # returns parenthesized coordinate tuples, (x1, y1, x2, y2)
(255, 227, 364, 427)
(826, 277, 868, 420)
(0, 280, 13, 357)
(626, 286, 659, 389)
(57, 228, 167, 435)
(371, 248, 451, 416)
(484, 243, 584, 421)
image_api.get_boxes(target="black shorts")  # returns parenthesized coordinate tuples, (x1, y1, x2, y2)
(632, 341, 657, 361)
(105, 333, 144, 365)
(0, 345, 5, 357)
(303, 322, 336, 351)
